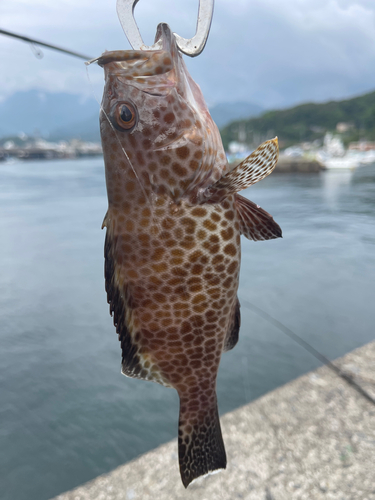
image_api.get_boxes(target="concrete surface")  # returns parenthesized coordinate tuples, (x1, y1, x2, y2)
(275, 157, 324, 173)
(52, 342, 375, 500)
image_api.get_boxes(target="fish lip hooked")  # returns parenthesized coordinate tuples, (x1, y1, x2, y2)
(86, 50, 149, 67)
(89, 50, 152, 68)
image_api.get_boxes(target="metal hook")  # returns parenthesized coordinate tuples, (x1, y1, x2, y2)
(116, 0, 214, 57)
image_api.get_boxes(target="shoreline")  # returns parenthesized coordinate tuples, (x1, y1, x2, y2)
(51, 341, 375, 500)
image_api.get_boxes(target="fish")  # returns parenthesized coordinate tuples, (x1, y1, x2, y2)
(96, 23, 281, 488)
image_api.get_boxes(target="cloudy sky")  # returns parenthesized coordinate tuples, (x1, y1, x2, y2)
(1, 0, 375, 109)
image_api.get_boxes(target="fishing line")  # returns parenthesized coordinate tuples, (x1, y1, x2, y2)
(241, 299, 375, 406)
(0, 28, 93, 60)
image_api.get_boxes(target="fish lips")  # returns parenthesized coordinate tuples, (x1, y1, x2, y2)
(92, 50, 174, 78)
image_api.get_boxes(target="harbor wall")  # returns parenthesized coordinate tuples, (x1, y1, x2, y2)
(52, 341, 375, 500)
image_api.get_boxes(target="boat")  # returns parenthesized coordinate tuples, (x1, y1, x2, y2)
(316, 151, 361, 170)
(316, 133, 361, 170)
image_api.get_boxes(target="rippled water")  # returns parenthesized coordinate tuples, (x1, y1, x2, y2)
(1, 158, 374, 500)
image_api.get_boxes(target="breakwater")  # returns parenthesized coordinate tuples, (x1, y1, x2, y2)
(52, 341, 375, 500)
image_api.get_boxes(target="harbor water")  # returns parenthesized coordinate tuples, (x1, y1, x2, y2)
(1, 157, 374, 500)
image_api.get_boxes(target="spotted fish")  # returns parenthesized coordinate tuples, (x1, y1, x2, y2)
(97, 23, 281, 488)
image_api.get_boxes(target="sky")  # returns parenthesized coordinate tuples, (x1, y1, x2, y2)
(1, 0, 375, 109)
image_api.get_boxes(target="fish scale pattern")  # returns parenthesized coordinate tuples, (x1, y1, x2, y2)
(99, 23, 281, 488)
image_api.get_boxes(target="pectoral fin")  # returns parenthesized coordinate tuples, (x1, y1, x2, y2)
(203, 138, 279, 203)
(236, 194, 282, 241)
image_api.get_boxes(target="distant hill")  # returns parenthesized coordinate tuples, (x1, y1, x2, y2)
(220, 90, 375, 149)
(49, 113, 100, 142)
(0, 90, 263, 142)
(0, 90, 99, 139)
(51, 101, 264, 141)
(209, 101, 264, 128)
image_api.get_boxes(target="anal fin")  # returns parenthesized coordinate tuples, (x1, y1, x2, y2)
(236, 194, 282, 241)
(223, 298, 241, 352)
(104, 228, 143, 379)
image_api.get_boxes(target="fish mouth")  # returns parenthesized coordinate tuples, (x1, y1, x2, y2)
(94, 50, 149, 67)
(89, 24, 178, 78)
(91, 49, 174, 79)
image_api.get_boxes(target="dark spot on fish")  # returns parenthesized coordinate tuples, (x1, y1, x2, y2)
(212, 255, 224, 265)
(164, 112, 175, 124)
(191, 264, 204, 275)
(224, 243, 237, 256)
(172, 163, 188, 177)
(191, 207, 207, 217)
(176, 146, 190, 160)
(221, 227, 234, 241)
(181, 218, 196, 234)
(161, 155, 171, 166)
(203, 220, 217, 231)
(197, 229, 207, 240)
(227, 261, 238, 274)
(209, 235, 220, 244)
(189, 160, 199, 171)
(125, 181, 136, 193)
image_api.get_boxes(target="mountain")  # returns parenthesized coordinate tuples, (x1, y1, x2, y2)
(220, 90, 375, 149)
(0, 90, 99, 138)
(0, 90, 263, 142)
(209, 101, 264, 128)
(52, 101, 264, 141)
(49, 113, 100, 142)
(3, 88, 375, 149)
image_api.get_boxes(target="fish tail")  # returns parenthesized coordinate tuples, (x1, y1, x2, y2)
(178, 391, 226, 488)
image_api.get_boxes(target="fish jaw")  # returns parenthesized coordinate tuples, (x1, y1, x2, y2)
(98, 24, 227, 205)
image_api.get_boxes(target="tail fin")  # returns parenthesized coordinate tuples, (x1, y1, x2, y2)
(178, 393, 226, 488)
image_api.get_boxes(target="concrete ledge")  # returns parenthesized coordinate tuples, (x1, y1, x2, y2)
(52, 342, 375, 500)
(275, 157, 324, 173)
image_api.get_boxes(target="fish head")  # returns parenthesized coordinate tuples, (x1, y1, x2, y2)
(98, 23, 227, 202)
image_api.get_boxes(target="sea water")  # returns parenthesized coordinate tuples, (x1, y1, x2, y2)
(1, 158, 374, 500)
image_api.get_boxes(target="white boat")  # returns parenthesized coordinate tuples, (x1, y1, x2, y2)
(359, 150, 375, 165)
(316, 151, 361, 170)
(316, 134, 363, 169)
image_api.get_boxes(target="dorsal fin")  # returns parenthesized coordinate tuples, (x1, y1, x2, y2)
(236, 194, 282, 241)
(202, 138, 279, 203)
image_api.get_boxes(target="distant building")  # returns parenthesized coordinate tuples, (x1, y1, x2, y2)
(336, 122, 354, 133)
(0, 136, 102, 160)
(324, 133, 345, 156)
(228, 141, 248, 154)
(348, 141, 375, 151)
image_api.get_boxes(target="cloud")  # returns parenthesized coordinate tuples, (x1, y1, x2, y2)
(0, 0, 375, 109)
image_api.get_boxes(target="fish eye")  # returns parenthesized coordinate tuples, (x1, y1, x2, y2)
(115, 102, 137, 130)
